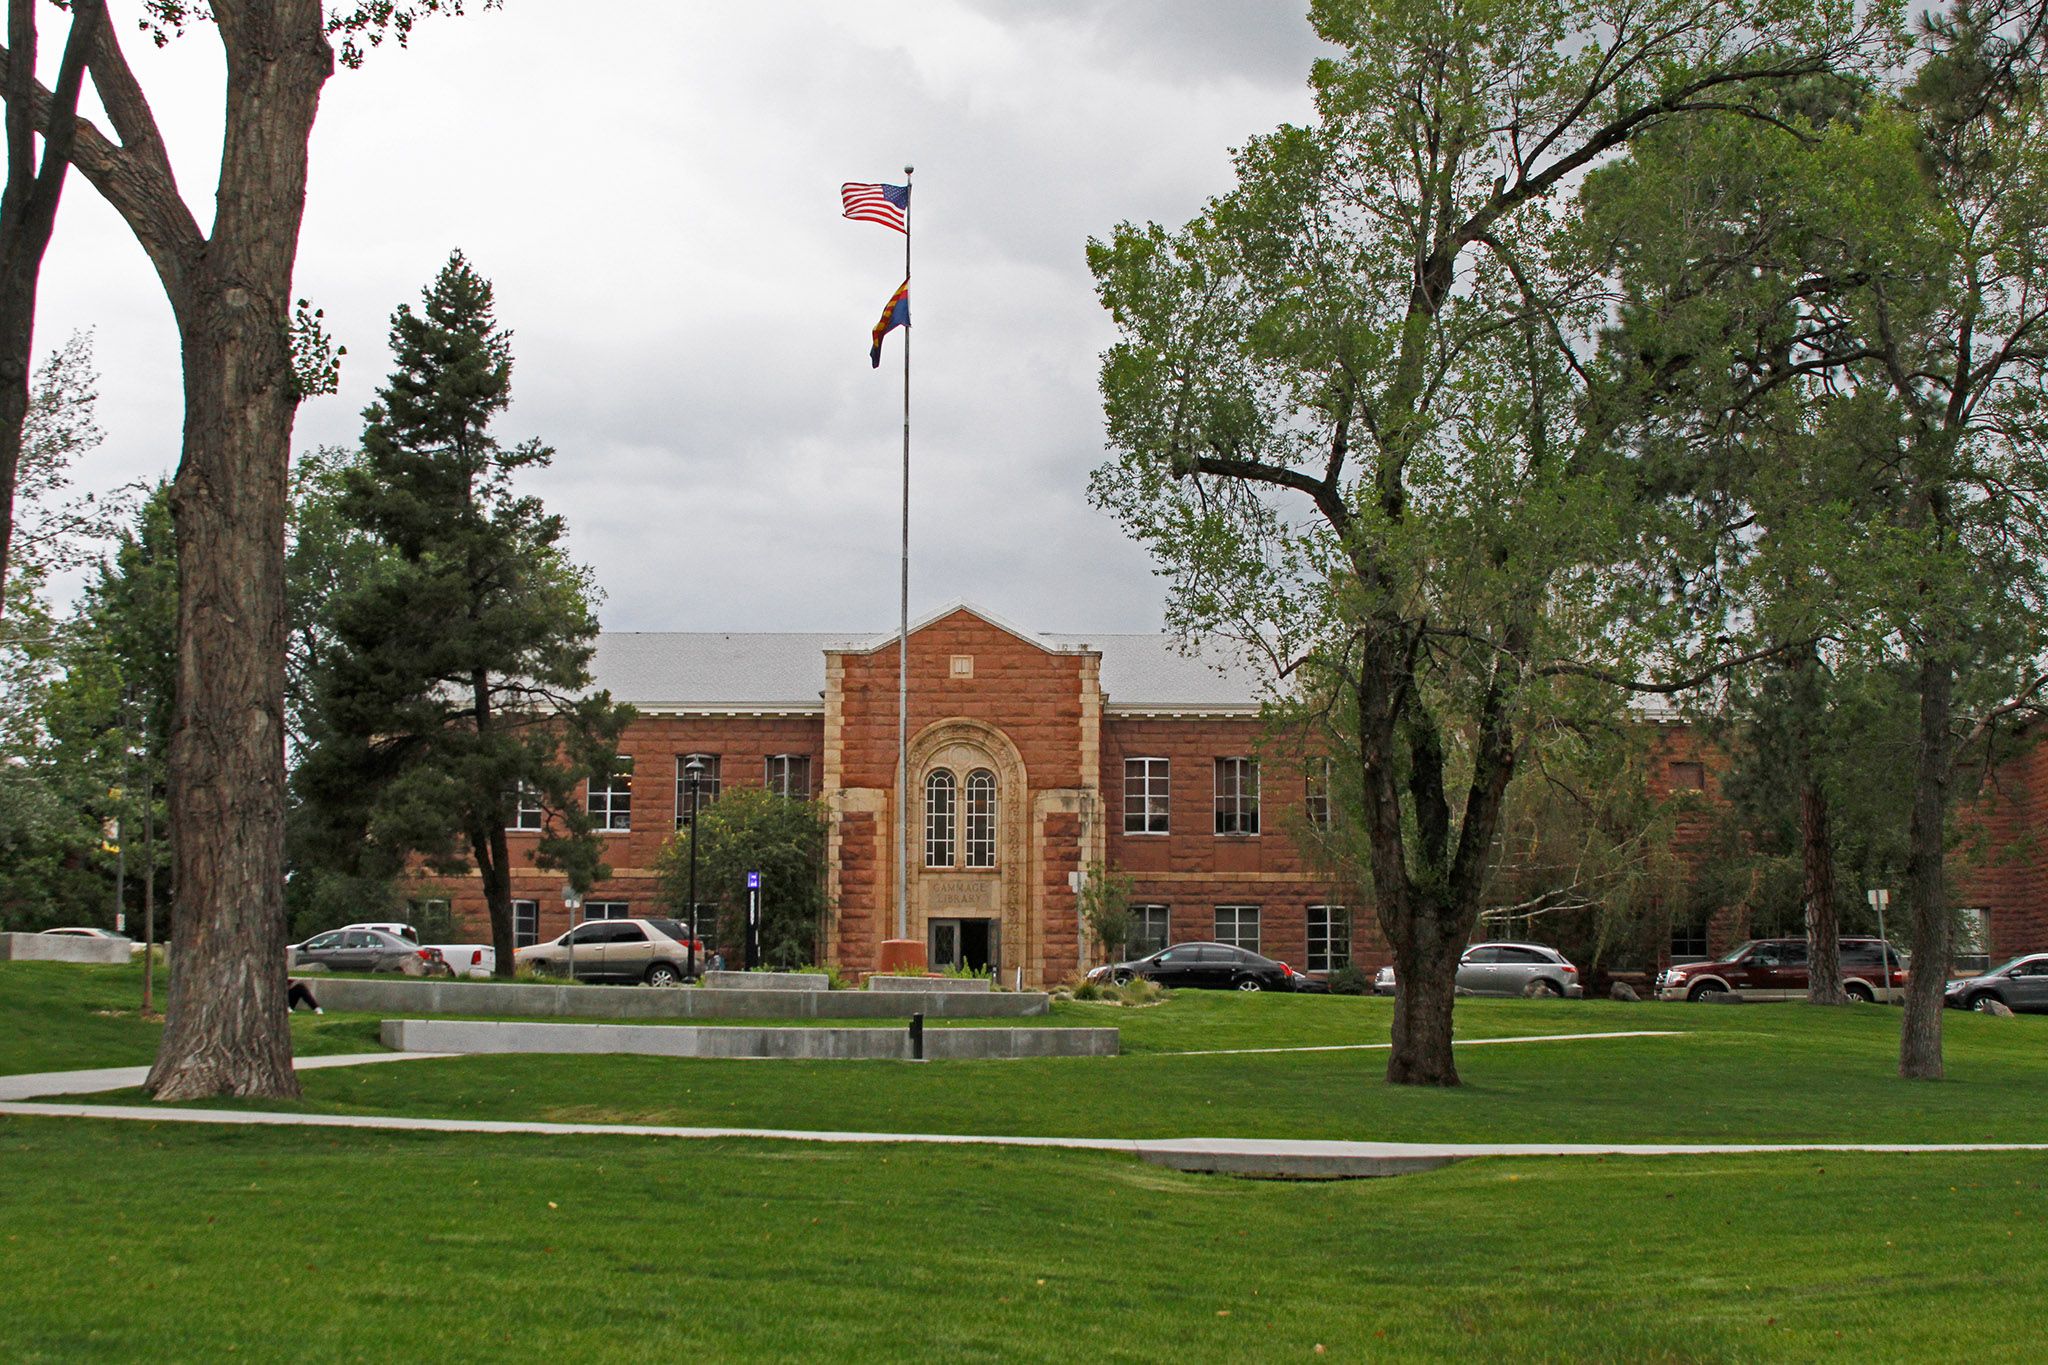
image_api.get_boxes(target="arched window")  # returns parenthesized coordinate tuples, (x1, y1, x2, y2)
(924, 769, 957, 867)
(964, 769, 997, 868)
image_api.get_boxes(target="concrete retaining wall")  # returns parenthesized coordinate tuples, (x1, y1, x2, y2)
(702, 970, 827, 992)
(0, 933, 130, 965)
(867, 974, 991, 994)
(380, 1018, 1116, 1060)
(312, 977, 1048, 1019)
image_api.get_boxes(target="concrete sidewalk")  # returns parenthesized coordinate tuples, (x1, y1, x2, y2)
(6, 1086, 2046, 1179)
(0, 1051, 452, 1102)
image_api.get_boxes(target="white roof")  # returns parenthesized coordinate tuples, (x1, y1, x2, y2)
(588, 607, 1269, 712)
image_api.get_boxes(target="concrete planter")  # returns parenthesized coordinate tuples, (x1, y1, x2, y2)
(0, 933, 130, 965)
(868, 974, 992, 994)
(703, 970, 828, 992)
(381, 1017, 1117, 1060)
(311, 976, 1048, 1019)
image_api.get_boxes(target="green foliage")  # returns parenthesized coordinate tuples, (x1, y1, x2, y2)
(1076, 861, 1133, 961)
(1086, 1, 1883, 1081)
(1327, 965, 1372, 995)
(656, 786, 828, 969)
(291, 253, 632, 961)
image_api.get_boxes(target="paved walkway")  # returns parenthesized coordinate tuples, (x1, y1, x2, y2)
(1156, 1028, 1684, 1057)
(4, 1044, 2045, 1178)
(0, 1051, 452, 1102)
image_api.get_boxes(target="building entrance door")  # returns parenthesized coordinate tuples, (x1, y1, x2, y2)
(929, 918, 1000, 977)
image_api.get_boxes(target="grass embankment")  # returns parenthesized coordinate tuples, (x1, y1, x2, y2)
(1, 1118, 2042, 1361)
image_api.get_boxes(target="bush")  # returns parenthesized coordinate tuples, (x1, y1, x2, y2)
(1327, 965, 1371, 996)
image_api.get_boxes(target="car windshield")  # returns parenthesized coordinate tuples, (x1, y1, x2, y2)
(1715, 941, 1760, 963)
(1982, 956, 2032, 977)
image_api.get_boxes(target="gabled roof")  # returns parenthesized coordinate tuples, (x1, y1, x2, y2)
(587, 604, 1272, 712)
(838, 600, 1093, 657)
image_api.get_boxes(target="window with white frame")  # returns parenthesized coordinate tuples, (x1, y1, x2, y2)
(765, 754, 811, 800)
(675, 754, 721, 828)
(1214, 757, 1259, 836)
(1307, 905, 1351, 972)
(925, 769, 957, 868)
(588, 757, 632, 832)
(512, 899, 539, 948)
(1214, 904, 1261, 953)
(964, 769, 997, 868)
(1304, 757, 1333, 830)
(508, 784, 544, 832)
(1124, 757, 1170, 834)
(1129, 904, 1170, 958)
(582, 900, 631, 922)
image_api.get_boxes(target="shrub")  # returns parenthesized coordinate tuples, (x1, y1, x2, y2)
(1327, 965, 1371, 996)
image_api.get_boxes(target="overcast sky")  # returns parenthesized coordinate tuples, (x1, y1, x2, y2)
(36, 1, 1330, 635)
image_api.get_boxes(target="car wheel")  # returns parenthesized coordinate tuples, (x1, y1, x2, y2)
(1527, 978, 1562, 998)
(1843, 980, 1874, 1003)
(1686, 981, 1724, 1003)
(644, 962, 684, 988)
(1112, 969, 1135, 986)
(1973, 992, 2004, 1013)
(1234, 976, 1262, 992)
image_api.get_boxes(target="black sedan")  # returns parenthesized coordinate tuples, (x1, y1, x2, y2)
(1089, 941, 1303, 992)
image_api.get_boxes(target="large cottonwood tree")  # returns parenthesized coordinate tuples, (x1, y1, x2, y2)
(1089, 0, 1877, 1084)
(0, 0, 494, 1099)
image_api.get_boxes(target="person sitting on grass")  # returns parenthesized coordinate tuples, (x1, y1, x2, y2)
(287, 979, 323, 1015)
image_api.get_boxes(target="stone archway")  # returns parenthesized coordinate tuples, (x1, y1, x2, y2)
(907, 718, 1029, 977)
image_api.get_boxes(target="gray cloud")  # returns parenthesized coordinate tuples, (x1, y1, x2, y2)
(35, 1, 1326, 639)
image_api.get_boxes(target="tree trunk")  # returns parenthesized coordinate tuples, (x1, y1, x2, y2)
(1386, 926, 1466, 1085)
(144, 290, 302, 1100)
(1899, 649, 1953, 1080)
(142, 5, 332, 1101)
(471, 821, 516, 979)
(1802, 779, 1846, 1004)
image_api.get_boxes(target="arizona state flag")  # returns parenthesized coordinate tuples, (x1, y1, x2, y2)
(869, 280, 910, 368)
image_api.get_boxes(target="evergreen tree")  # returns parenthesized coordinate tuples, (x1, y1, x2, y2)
(295, 253, 631, 975)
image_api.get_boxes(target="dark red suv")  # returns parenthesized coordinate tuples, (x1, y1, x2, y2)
(1656, 937, 1906, 1003)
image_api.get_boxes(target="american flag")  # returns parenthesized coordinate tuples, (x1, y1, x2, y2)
(841, 182, 910, 233)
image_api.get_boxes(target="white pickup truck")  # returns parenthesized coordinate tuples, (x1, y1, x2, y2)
(337, 922, 496, 978)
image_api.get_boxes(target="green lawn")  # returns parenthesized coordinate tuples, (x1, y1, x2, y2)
(8, 960, 2048, 1145)
(6, 960, 2048, 1359)
(1, 1117, 2042, 1361)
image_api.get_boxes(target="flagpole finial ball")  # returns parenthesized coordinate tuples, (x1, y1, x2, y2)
(905, 165, 915, 175)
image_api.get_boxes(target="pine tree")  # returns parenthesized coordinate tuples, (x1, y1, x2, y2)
(295, 253, 631, 974)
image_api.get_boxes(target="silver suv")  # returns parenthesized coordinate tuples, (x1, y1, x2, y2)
(1374, 942, 1583, 998)
(513, 917, 703, 986)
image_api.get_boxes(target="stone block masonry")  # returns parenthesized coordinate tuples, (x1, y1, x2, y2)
(379, 1018, 1119, 1061)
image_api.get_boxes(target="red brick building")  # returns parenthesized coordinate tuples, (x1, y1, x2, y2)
(416, 602, 2048, 981)
(422, 604, 1358, 986)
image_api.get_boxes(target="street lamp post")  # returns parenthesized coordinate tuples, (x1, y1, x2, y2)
(562, 881, 583, 979)
(685, 755, 705, 980)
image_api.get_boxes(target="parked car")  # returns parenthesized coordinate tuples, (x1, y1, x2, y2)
(337, 921, 419, 942)
(1373, 942, 1584, 998)
(1655, 937, 1906, 1003)
(1944, 953, 2048, 1013)
(431, 943, 497, 978)
(40, 927, 135, 942)
(514, 917, 705, 986)
(289, 927, 440, 974)
(1087, 941, 1304, 992)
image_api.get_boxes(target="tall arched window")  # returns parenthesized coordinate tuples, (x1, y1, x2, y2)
(924, 769, 957, 867)
(964, 769, 997, 868)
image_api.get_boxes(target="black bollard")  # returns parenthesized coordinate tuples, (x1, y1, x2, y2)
(909, 1011, 925, 1061)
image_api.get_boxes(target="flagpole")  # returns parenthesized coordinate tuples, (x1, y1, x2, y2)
(897, 164, 913, 945)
